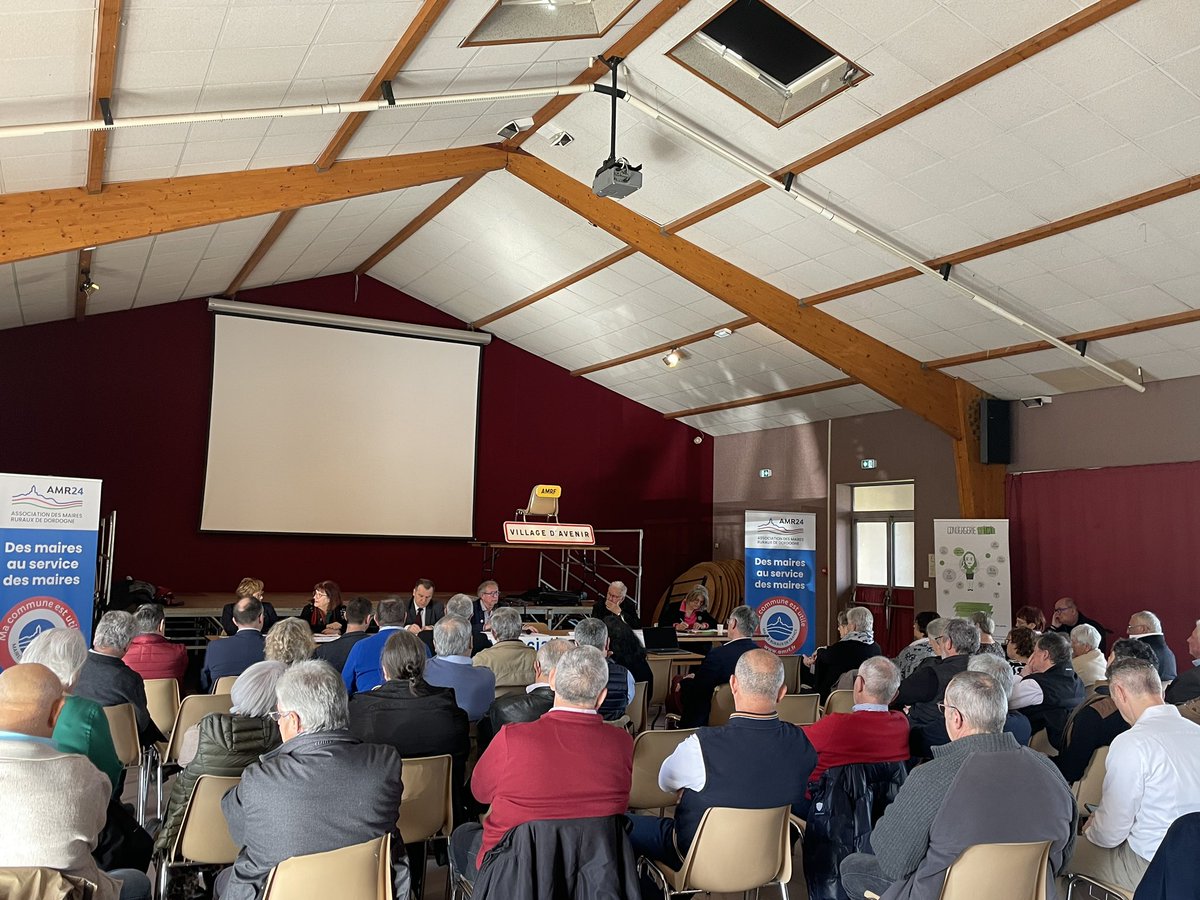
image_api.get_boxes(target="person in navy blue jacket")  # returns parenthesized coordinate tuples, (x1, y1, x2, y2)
(202, 597, 266, 692)
(678, 605, 761, 727)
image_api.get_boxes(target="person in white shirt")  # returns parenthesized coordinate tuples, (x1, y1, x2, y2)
(1070, 624, 1107, 687)
(1065, 656, 1200, 892)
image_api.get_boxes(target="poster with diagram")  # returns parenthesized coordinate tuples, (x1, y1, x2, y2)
(933, 519, 1011, 638)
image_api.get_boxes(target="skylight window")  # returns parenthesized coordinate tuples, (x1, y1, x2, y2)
(669, 0, 869, 127)
(463, 0, 636, 46)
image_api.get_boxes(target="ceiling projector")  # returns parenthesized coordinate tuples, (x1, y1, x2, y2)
(593, 158, 643, 199)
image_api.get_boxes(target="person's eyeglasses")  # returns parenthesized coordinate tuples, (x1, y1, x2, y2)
(481, 590, 499, 597)
(1053, 606, 1070, 613)
(936, 702, 961, 717)
(267, 710, 292, 722)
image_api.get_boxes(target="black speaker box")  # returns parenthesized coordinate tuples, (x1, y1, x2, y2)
(979, 398, 1011, 465)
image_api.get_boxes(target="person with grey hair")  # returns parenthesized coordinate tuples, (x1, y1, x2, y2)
(74, 611, 166, 747)
(425, 616, 496, 721)
(480, 639, 571, 749)
(895, 617, 979, 710)
(449, 645, 633, 887)
(1010, 630, 1084, 750)
(1166, 619, 1200, 705)
(631, 649, 818, 869)
(679, 605, 761, 727)
(1126, 609, 1177, 681)
(123, 602, 188, 684)
(1065, 656, 1200, 894)
(443, 593, 489, 655)
(472, 607, 536, 689)
(591, 580, 640, 629)
(895, 612, 941, 680)
(472, 579, 503, 634)
(572, 617, 634, 719)
(658, 583, 718, 632)
(21, 627, 123, 792)
(155, 661, 287, 859)
(970, 611, 1005, 659)
(804, 605, 884, 701)
(218, 660, 411, 900)
(841, 670, 1076, 900)
(911, 653, 1033, 757)
(1070, 623, 1107, 686)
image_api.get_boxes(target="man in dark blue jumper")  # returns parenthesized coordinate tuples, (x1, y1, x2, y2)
(629, 649, 817, 868)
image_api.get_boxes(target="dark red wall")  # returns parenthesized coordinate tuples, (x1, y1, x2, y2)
(0, 274, 713, 610)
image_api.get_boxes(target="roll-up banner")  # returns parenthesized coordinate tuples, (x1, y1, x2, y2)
(0, 473, 102, 667)
(744, 510, 816, 657)
(933, 518, 1011, 639)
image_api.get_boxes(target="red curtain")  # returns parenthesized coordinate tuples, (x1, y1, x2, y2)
(1007, 461, 1200, 665)
(853, 586, 915, 657)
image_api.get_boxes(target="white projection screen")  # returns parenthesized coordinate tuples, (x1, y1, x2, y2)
(201, 314, 482, 537)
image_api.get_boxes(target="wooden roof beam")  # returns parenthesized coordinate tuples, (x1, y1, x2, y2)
(74, 248, 94, 322)
(85, 0, 123, 194)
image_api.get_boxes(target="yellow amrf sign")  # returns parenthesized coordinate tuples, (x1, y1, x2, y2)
(534, 484, 561, 498)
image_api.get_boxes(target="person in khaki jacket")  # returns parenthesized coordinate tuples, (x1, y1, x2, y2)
(473, 608, 536, 687)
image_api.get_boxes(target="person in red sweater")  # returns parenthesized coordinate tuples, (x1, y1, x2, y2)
(803, 655, 910, 786)
(122, 603, 188, 684)
(450, 644, 633, 885)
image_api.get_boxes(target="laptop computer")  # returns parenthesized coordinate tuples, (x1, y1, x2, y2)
(641, 626, 690, 654)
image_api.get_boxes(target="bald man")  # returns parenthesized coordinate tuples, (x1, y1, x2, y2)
(0, 665, 151, 899)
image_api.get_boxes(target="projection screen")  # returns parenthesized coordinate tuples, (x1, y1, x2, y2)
(200, 312, 482, 538)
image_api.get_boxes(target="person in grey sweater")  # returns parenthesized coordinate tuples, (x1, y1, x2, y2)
(840, 671, 1077, 900)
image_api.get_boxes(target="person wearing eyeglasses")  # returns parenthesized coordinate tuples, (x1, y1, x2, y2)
(1050, 597, 1110, 653)
(839, 670, 1077, 900)
(1125, 610, 1177, 682)
(472, 580, 504, 633)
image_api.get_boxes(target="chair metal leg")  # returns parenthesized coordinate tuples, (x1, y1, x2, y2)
(136, 755, 147, 826)
(778, 879, 789, 900)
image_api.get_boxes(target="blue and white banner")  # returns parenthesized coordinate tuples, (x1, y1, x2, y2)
(744, 511, 816, 657)
(0, 473, 102, 668)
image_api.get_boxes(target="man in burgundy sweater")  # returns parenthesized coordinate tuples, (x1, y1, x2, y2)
(450, 644, 633, 885)
(122, 603, 188, 685)
(802, 656, 910, 788)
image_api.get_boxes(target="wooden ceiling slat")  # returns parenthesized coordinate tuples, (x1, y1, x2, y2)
(223, 209, 299, 298)
(85, 0, 123, 194)
(571, 316, 754, 377)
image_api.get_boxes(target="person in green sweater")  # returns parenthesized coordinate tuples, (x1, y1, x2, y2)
(20, 627, 123, 794)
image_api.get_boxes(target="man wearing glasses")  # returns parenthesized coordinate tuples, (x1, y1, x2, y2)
(1050, 597, 1110, 654)
(473, 580, 503, 633)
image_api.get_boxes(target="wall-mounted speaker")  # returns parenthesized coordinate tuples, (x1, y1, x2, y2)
(979, 398, 1011, 465)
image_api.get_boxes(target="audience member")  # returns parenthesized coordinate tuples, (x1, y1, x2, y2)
(895, 617, 978, 709)
(472, 608, 536, 689)
(403, 578, 444, 632)
(1071, 624, 1107, 686)
(315, 595, 374, 672)
(1051, 597, 1109, 653)
(480, 639, 570, 750)
(971, 611, 1004, 658)
(658, 584, 718, 632)
(122, 603, 187, 684)
(20, 627, 122, 792)
(450, 646, 632, 886)
(0, 664, 151, 900)
(1165, 619, 1200, 705)
(1005, 625, 1036, 674)
(631, 650, 816, 867)
(805, 606, 884, 700)
(472, 580, 503, 633)
(591, 581, 640, 629)
(298, 580, 347, 636)
(911, 653, 1031, 756)
(1126, 610, 1177, 682)
(895, 612, 940, 680)
(840, 671, 1076, 900)
(444, 593, 490, 656)
(802, 656, 909, 788)
(341, 597, 406, 695)
(202, 597, 266, 692)
(218, 660, 410, 900)
(604, 614, 653, 695)
(1065, 657, 1200, 893)
(1055, 638, 1159, 785)
(221, 578, 279, 636)
(1010, 631, 1084, 750)
(1014, 605, 1047, 633)
(75, 611, 166, 746)
(264, 617, 316, 666)
(573, 617, 633, 720)
(426, 616, 496, 721)
(156, 661, 284, 856)
(678, 605, 760, 727)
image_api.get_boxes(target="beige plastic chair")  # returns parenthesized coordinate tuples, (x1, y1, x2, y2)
(493, 684, 526, 699)
(939, 840, 1052, 900)
(709, 684, 735, 726)
(1064, 873, 1134, 899)
(515, 485, 559, 522)
(643, 805, 792, 898)
(397, 754, 453, 900)
(158, 774, 242, 897)
(626, 681, 648, 734)
(1072, 746, 1108, 813)
(103, 703, 149, 824)
(628, 728, 698, 812)
(778, 692, 820, 725)
(647, 657, 672, 723)
(823, 689, 855, 716)
(144, 677, 181, 742)
(164, 693, 235, 765)
(1029, 729, 1058, 758)
(523, 622, 550, 634)
(780, 655, 801, 693)
(213, 675, 239, 695)
(262, 833, 392, 900)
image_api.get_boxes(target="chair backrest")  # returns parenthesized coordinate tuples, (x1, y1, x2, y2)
(677, 805, 791, 893)
(778, 692, 821, 725)
(397, 755, 453, 844)
(213, 675, 239, 695)
(626, 681, 648, 734)
(0, 867, 94, 900)
(173, 775, 242, 865)
(144, 678, 181, 740)
(709, 684, 735, 726)
(823, 689, 855, 716)
(102, 703, 141, 766)
(524, 622, 550, 634)
(1073, 745, 1109, 811)
(262, 833, 392, 900)
(780, 655, 801, 693)
(1028, 729, 1058, 758)
(165, 693, 235, 764)
(939, 840, 1052, 900)
(629, 728, 699, 811)
(493, 684, 526, 699)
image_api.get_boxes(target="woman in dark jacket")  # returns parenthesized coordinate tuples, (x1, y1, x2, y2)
(604, 615, 653, 696)
(298, 580, 348, 635)
(658, 584, 718, 631)
(155, 661, 284, 857)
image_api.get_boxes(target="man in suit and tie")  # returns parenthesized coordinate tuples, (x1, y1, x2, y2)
(678, 605, 760, 727)
(404, 579, 445, 633)
(201, 596, 266, 691)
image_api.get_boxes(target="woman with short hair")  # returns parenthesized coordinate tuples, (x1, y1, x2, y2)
(264, 618, 316, 666)
(658, 584, 718, 632)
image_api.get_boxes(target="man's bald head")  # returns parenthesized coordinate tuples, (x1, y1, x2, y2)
(731, 649, 786, 713)
(0, 664, 65, 738)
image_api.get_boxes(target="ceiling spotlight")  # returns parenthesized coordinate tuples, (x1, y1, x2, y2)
(496, 117, 535, 140)
(663, 347, 689, 368)
(549, 130, 574, 147)
(713, 327, 733, 338)
(80, 279, 99, 297)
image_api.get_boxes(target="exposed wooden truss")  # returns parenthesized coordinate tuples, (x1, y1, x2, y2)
(86, 0, 123, 195)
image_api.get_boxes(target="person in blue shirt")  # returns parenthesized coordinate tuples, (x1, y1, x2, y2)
(342, 598, 407, 695)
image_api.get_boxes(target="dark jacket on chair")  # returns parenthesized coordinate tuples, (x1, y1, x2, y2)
(479, 685, 554, 752)
(811, 639, 884, 700)
(74, 651, 166, 746)
(200, 628, 265, 692)
(894, 654, 969, 709)
(473, 815, 640, 900)
(1166, 664, 1200, 705)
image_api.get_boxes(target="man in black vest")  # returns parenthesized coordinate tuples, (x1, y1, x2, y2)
(572, 618, 632, 720)
(1010, 631, 1084, 750)
(629, 649, 817, 869)
(894, 617, 979, 709)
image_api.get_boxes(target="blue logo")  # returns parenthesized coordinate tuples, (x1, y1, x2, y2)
(17, 619, 57, 654)
(765, 612, 795, 643)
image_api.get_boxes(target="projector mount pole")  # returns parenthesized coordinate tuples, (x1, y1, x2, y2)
(603, 56, 622, 167)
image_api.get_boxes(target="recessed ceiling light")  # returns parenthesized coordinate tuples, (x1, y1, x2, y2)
(713, 327, 733, 338)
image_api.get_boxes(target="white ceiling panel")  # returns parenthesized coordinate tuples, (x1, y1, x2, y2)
(1, 252, 77, 328)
